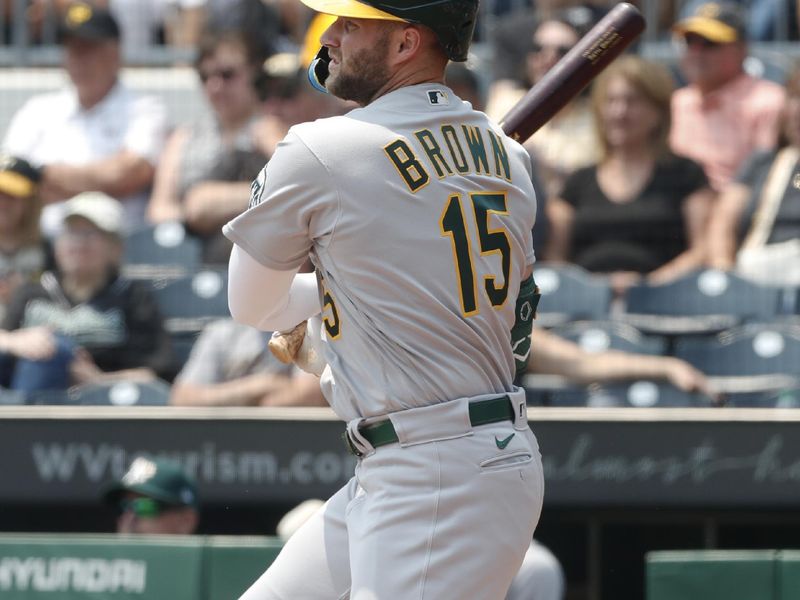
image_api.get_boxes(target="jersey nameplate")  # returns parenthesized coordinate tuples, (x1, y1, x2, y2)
(383, 124, 513, 193)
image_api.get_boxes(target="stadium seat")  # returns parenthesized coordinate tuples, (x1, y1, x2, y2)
(123, 222, 203, 279)
(623, 270, 783, 335)
(722, 387, 800, 408)
(0, 389, 25, 405)
(26, 379, 171, 406)
(152, 269, 229, 321)
(548, 381, 713, 407)
(533, 264, 613, 327)
(674, 323, 800, 378)
(549, 320, 667, 355)
(151, 269, 230, 372)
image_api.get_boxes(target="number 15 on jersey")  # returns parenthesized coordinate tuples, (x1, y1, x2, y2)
(440, 192, 511, 317)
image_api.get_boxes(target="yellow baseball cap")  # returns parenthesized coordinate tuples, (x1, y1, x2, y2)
(299, 0, 405, 22)
(673, 2, 746, 43)
(0, 155, 41, 199)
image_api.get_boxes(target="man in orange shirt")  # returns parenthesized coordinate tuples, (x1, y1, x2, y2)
(670, 2, 785, 191)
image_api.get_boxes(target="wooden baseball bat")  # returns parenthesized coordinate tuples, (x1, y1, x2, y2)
(499, 2, 646, 143)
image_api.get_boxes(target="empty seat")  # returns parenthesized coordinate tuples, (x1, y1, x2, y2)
(674, 323, 800, 377)
(623, 269, 783, 335)
(73, 380, 171, 406)
(26, 379, 171, 406)
(674, 324, 800, 383)
(723, 387, 800, 408)
(548, 381, 712, 408)
(152, 269, 229, 323)
(533, 264, 612, 327)
(549, 320, 667, 355)
(123, 222, 203, 279)
(0, 389, 26, 405)
(151, 270, 230, 372)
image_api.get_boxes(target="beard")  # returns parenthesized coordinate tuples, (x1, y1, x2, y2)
(326, 35, 391, 106)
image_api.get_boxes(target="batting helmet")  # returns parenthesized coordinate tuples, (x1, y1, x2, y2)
(301, 0, 479, 65)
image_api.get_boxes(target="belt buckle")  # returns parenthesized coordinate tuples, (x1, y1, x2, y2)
(342, 430, 364, 458)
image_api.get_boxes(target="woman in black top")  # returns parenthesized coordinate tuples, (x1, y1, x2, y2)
(545, 55, 713, 294)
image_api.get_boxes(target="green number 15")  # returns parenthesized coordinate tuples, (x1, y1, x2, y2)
(440, 192, 511, 316)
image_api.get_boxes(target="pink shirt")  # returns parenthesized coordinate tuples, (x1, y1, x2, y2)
(670, 73, 785, 191)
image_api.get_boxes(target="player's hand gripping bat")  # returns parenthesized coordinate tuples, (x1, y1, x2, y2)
(268, 3, 646, 367)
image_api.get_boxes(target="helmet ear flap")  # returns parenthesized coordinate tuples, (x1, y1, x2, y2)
(308, 46, 331, 93)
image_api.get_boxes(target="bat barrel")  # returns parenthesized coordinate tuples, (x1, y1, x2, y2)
(499, 2, 646, 142)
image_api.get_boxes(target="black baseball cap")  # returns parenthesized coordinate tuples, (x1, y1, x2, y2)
(60, 2, 120, 42)
(0, 155, 41, 199)
(673, 2, 746, 43)
(102, 457, 198, 508)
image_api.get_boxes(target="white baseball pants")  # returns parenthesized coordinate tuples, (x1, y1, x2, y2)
(240, 390, 545, 600)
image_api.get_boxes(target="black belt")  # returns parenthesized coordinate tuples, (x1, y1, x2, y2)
(345, 395, 514, 456)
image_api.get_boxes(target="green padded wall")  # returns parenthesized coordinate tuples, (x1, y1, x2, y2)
(778, 551, 800, 600)
(203, 536, 283, 600)
(0, 534, 205, 600)
(647, 550, 778, 600)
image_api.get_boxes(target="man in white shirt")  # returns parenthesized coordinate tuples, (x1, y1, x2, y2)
(2, 2, 168, 236)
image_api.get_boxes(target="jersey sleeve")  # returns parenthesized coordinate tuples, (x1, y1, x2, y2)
(223, 131, 339, 270)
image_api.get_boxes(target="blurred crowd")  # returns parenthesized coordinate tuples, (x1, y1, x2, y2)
(0, 0, 798, 410)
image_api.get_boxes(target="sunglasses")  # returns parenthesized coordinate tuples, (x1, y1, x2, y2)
(682, 33, 723, 49)
(199, 67, 241, 84)
(119, 497, 168, 519)
(530, 42, 572, 58)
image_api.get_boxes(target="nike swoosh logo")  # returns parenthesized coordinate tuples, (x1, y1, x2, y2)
(495, 433, 515, 449)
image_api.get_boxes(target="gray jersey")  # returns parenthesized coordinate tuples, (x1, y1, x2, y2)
(224, 83, 536, 421)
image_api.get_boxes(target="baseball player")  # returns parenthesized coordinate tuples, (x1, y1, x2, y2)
(224, 0, 544, 597)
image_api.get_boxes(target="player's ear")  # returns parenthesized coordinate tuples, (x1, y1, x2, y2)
(392, 24, 424, 64)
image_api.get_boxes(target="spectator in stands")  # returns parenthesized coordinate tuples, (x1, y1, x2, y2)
(2, 3, 167, 237)
(545, 55, 714, 296)
(520, 13, 600, 199)
(170, 318, 326, 407)
(706, 63, 800, 285)
(26, 0, 206, 59)
(486, 3, 597, 120)
(445, 62, 485, 111)
(147, 30, 269, 264)
(486, 8, 600, 200)
(103, 456, 199, 535)
(203, 0, 286, 57)
(670, 2, 785, 191)
(677, 0, 798, 42)
(0, 192, 172, 392)
(258, 59, 348, 137)
(0, 156, 49, 323)
(528, 327, 715, 399)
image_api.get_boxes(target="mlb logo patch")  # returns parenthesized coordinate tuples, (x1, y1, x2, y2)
(427, 90, 449, 105)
